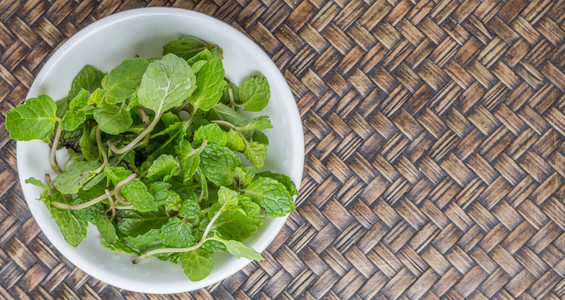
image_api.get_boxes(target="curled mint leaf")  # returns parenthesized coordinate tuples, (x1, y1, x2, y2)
(238, 73, 269, 112)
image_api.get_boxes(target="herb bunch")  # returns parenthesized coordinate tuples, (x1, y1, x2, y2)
(6, 36, 297, 281)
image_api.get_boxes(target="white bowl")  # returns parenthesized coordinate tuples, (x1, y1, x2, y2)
(17, 7, 304, 294)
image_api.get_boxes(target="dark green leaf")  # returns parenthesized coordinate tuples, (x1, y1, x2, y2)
(45, 192, 87, 247)
(95, 214, 117, 245)
(116, 208, 168, 236)
(163, 35, 214, 60)
(238, 73, 269, 112)
(190, 56, 225, 112)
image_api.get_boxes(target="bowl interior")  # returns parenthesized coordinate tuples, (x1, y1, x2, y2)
(17, 8, 303, 294)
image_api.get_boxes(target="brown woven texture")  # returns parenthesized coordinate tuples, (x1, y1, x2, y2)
(0, 0, 564, 299)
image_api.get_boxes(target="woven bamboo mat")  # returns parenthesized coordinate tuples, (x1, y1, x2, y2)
(0, 0, 564, 299)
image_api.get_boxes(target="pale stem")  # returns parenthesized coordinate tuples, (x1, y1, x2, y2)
(50, 192, 109, 210)
(105, 188, 116, 220)
(113, 173, 136, 204)
(50, 122, 63, 174)
(210, 120, 238, 131)
(96, 126, 108, 165)
(107, 115, 160, 154)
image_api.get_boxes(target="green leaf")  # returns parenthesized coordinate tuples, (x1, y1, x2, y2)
(163, 35, 214, 60)
(217, 186, 238, 208)
(208, 103, 247, 127)
(181, 249, 214, 281)
(226, 129, 245, 151)
(244, 177, 295, 218)
(6, 95, 59, 141)
(243, 141, 267, 169)
(56, 97, 70, 119)
(68, 89, 90, 112)
(160, 217, 195, 247)
(88, 88, 107, 106)
(233, 166, 255, 187)
(82, 172, 106, 191)
(238, 73, 269, 112)
(189, 56, 225, 112)
(187, 49, 213, 65)
(147, 154, 181, 182)
(116, 208, 169, 236)
(220, 81, 240, 106)
(201, 239, 226, 253)
(200, 143, 242, 186)
(102, 58, 149, 104)
(178, 191, 201, 219)
(149, 182, 183, 209)
(95, 214, 117, 245)
(124, 228, 164, 253)
(190, 60, 208, 74)
(252, 131, 269, 145)
(243, 116, 272, 131)
(70, 196, 103, 222)
(79, 126, 99, 161)
(61, 110, 86, 131)
(25, 177, 51, 190)
(54, 161, 102, 194)
(193, 123, 227, 146)
(101, 239, 136, 254)
(256, 171, 298, 196)
(138, 53, 196, 115)
(45, 192, 88, 247)
(120, 179, 158, 212)
(214, 196, 264, 240)
(68, 65, 104, 99)
(104, 166, 132, 185)
(216, 238, 264, 261)
(93, 102, 133, 135)
(175, 139, 202, 183)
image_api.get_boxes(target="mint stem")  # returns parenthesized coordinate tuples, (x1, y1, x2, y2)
(50, 192, 109, 210)
(113, 173, 136, 204)
(50, 122, 63, 174)
(107, 114, 160, 154)
(96, 126, 108, 165)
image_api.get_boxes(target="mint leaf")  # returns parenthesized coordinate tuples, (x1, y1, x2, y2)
(226, 129, 245, 151)
(45, 192, 87, 247)
(6, 95, 59, 141)
(189, 56, 225, 112)
(102, 58, 149, 104)
(138, 53, 196, 115)
(217, 186, 238, 208)
(193, 123, 227, 146)
(68, 65, 104, 99)
(233, 166, 255, 187)
(181, 249, 214, 281)
(159, 217, 195, 247)
(120, 179, 157, 212)
(238, 73, 269, 112)
(252, 131, 269, 145)
(54, 161, 101, 194)
(175, 139, 201, 183)
(25, 177, 51, 190)
(215, 238, 264, 261)
(101, 239, 136, 254)
(187, 49, 213, 65)
(243, 141, 267, 169)
(61, 110, 86, 131)
(214, 196, 264, 240)
(243, 115, 272, 131)
(256, 171, 298, 196)
(70, 196, 103, 222)
(244, 177, 295, 217)
(89, 88, 107, 106)
(163, 35, 214, 60)
(149, 182, 183, 209)
(93, 102, 133, 135)
(116, 208, 168, 236)
(178, 190, 201, 219)
(200, 143, 242, 186)
(124, 228, 164, 253)
(147, 154, 181, 182)
(208, 103, 247, 127)
(95, 214, 117, 245)
(79, 126, 99, 161)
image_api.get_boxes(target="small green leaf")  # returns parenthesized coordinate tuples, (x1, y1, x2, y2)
(54, 161, 102, 194)
(187, 49, 213, 65)
(217, 186, 238, 208)
(25, 177, 51, 190)
(233, 166, 255, 187)
(243, 115, 272, 131)
(190, 56, 225, 112)
(147, 154, 181, 182)
(95, 214, 117, 245)
(200, 143, 242, 186)
(6, 95, 59, 141)
(238, 73, 269, 112)
(68, 89, 90, 112)
(124, 228, 164, 252)
(138, 53, 196, 115)
(163, 35, 215, 60)
(93, 102, 133, 135)
(70, 196, 103, 222)
(252, 131, 269, 145)
(243, 141, 267, 169)
(178, 190, 200, 219)
(61, 110, 86, 131)
(208, 103, 247, 127)
(175, 139, 202, 183)
(120, 179, 157, 212)
(79, 126, 99, 161)
(160, 217, 195, 247)
(45, 192, 87, 247)
(256, 171, 298, 196)
(226, 129, 245, 151)
(88, 88, 107, 106)
(244, 177, 295, 218)
(102, 58, 149, 104)
(214, 196, 264, 241)
(193, 123, 227, 146)
(68, 65, 104, 99)
(216, 238, 264, 261)
(149, 182, 183, 209)
(181, 249, 214, 281)
(116, 208, 168, 236)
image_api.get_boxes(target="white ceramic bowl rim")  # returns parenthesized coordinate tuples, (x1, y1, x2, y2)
(16, 7, 304, 294)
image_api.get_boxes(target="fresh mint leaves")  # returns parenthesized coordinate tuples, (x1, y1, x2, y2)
(6, 35, 297, 282)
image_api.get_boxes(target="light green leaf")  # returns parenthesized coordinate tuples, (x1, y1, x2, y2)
(88, 88, 107, 106)
(189, 56, 225, 112)
(61, 110, 86, 131)
(45, 192, 87, 247)
(160, 217, 195, 247)
(102, 58, 149, 104)
(68, 89, 90, 111)
(68, 65, 104, 99)
(93, 102, 133, 135)
(256, 171, 298, 196)
(216, 238, 264, 261)
(208, 103, 247, 127)
(217, 186, 238, 208)
(244, 177, 295, 218)
(124, 228, 163, 252)
(54, 161, 102, 194)
(181, 249, 214, 281)
(79, 126, 99, 161)
(233, 166, 255, 187)
(193, 123, 227, 146)
(178, 190, 200, 219)
(175, 139, 202, 183)
(149, 182, 183, 209)
(25, 177, 51, 190)
(120, 179, 157, 212)
(95, 214, 116, 245)
(6, 95, 59, 141)
(243, 141, 267, 169)
(226, 129, 245, 151)
(138, 53, 196, 115)
(243, 115, 272, 131)
(238, 73, 269, 112)
(214, 196, 264, 241)
(147, 154, 181, 182)
(70, 196, 103, 222)
(163, 35, 215, 60)
(187, 49, 213, 65)
(200, 143, 242, 186)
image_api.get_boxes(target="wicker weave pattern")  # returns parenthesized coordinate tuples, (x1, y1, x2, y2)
(1, 0, 564, 299)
